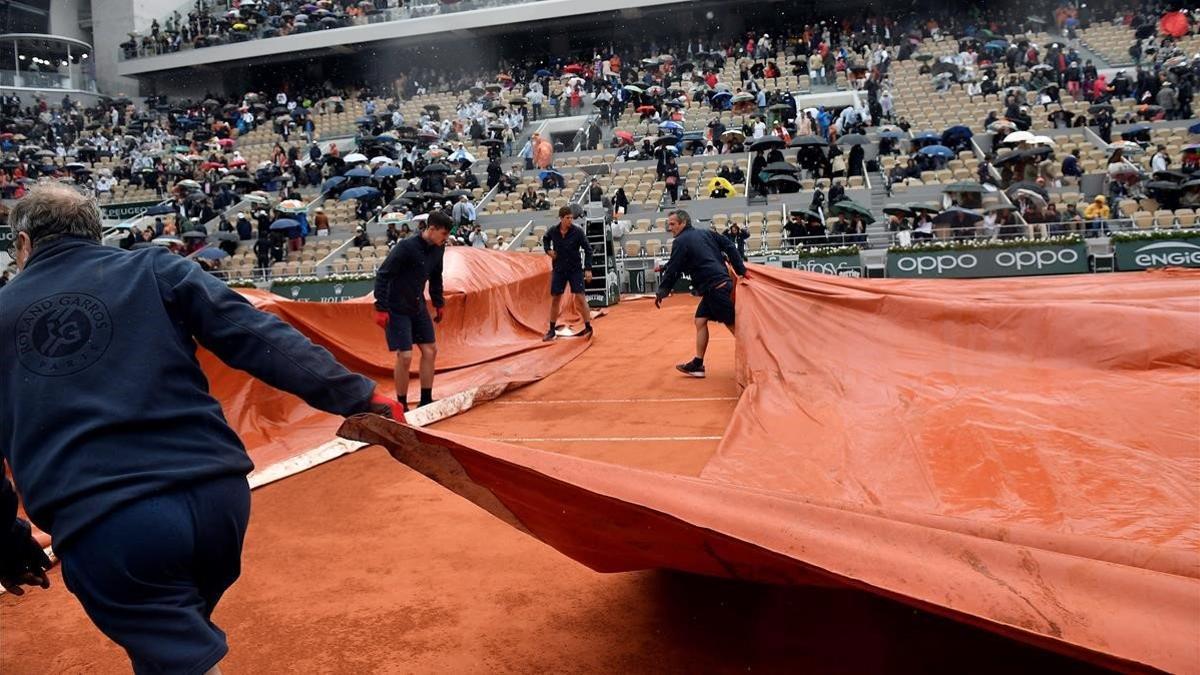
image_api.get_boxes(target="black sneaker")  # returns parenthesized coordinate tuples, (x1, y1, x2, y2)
(675, 359, 706, 378)
(543, 327, 558, 342)
(578, 325, 593, 338)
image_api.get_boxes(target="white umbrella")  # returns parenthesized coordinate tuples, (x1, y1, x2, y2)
(1029, 135, 1056, 146)
(369, 155, 393, 165)
(1106, 141, 1144, 155)
(1003, 130, 1034, 144)
(343, 152, 368, 163)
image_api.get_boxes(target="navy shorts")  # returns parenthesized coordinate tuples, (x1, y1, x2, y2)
(58, 475, 251, 675)
(696, 281, 736, 325)
(385, 309, 435, 352)
(551, 269, 585, 295)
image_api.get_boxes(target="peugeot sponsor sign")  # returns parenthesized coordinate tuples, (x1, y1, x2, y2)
(887, 244, 1089, 278)
(1114, 238, 1200, 271)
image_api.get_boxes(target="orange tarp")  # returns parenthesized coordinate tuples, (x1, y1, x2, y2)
(341, 266, 1200, 673)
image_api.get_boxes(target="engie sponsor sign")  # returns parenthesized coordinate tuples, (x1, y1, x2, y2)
(886, 244, 1089, 278)
(1114, 238, 1200, 271)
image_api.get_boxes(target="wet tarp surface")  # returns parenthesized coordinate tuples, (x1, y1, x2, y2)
(341, 267, 1200, 673)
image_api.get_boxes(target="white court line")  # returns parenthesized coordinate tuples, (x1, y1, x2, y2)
(494, 435, 723, 442)
(493, 396, 737, 405)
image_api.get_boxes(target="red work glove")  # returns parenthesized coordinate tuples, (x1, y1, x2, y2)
(374, 310, 389, 329)
(433, 306, 443, 323)
(368, 392, 407, 420)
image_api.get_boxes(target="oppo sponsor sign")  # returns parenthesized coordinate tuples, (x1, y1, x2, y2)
(1114, 238, 1200, 271)
(886, 244, 1089, 278)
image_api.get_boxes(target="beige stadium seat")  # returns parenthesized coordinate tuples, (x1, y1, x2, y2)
(624, 241, 642, 257)
(645, 239, 663, 257)
(1153, 210, 1176, 228)
(1175, 209, 1197, 228)
(1132, 212, 1155, 230)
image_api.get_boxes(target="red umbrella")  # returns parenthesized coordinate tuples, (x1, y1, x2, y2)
(201, 161, 225, 170)
(562, 63, 585, 74)
(1160, 11, 1189, 38)
(636, 104, 656, 114)
(614, 130, 634, 144)
(218, 138, 235, 148)
(228, 158, 247, 167)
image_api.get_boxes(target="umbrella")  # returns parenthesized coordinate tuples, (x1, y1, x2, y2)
(175, 179, 201, 190)
(321, 176, 347, 191)
(789, 208, 821, 220)
(828, 200, 873, 220)
(1145, 181, 1182, 192)
(908, 203, 940, 214)
(1107, 163, 1143, 181)
(764, 162, 797, 174)
(988, 118, 1017, 133)
(269, 218, 301, 231)
(1153, 170, 1189, 182)
(345, 166, 372, 178)
(748, 136, 785, 151)
(731, 92, 756, 104)
(767, 174, 800, 186)
(243, 194, 271, 205)
(932, 207, 982, 224)
(917, 145, 954, 159)
(942, 182, 985, 194)
(343, 152, 368, 163)
(789, 135, 828, 148)
(1005, 181, 1050, 202)
(1088, 103, 1114, 114)
(538, 169, 564, 181)
(369, 155, 394, 165)
(836, 134, 870, 146)
(211, 232, 239, 243)
(182, 231, 208, 240)
(705, 177, 736, 195)
(1160, 11, 1189, 38)
(911, 131, 942, 143)
(1189, 122, 1200, 135)
(1020, 146, 1053, 160)
(720, 130, 746, 144)
(1106, 140, 1144, 155)
(930, 61, 960, 78)
(422, 163, 452, 174)
(659, 121, 683, 132)
(1003, 130, 1035, 144)
(883, 206, 913, 217)
(339, 186, 380, 201)
(275, 199, 307, 213)
(534, 68, 553, 77)
(374, 166, 403, 178)
(1120, 124, 1152, 139)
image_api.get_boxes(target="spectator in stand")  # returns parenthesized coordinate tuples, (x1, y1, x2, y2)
(469, 225, 489, 248)
(1061, 149, 1083, 183)
(353, 226, 372, 248)
(723, 223, 750, 257)
(1083, 195, 1110, 237)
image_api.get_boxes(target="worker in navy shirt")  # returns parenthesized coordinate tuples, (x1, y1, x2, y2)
(655, 209, 749, 378)
(0, 185, 405, 675)
(541, 205, 593, 341)
(374, 210, 450, 409)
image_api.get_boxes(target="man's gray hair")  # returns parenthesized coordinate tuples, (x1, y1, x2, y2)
(9, 184, 103, 247)
(669, 209, 692, 227)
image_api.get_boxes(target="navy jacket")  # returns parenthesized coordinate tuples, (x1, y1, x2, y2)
(374, 233, 445, 315)
(657, 225, 747, 296)
(0, 237, 376, 552)
(542, 224, 593, 273)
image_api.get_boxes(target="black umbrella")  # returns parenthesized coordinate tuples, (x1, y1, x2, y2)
(1088, 103, 1114, 114)
(789, 208, 821, 220)
(789, 135, 828, 147)
(1153, 170, 1188, 182)
(748, 135, 785, 151)
(766, 174, 800, 185)
(765, 162, 797, 174)
(836, 134, 870, 146)
(883, 206, 913, 216)
(1145, 181, 1182, 192)
(930, 61, 960, 77)
(984, 204, 1018, 213)
(422, 163, 452, 174)
(1005, 181, 1049, 201)
(932, 206, 982, 224)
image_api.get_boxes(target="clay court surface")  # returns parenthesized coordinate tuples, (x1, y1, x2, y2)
(1, 297, 1111, 674)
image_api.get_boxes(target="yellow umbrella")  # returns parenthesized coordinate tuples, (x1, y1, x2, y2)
(705, 177, 735, 196)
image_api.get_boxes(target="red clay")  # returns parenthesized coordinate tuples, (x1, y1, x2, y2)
(1, 296, 1107, 674)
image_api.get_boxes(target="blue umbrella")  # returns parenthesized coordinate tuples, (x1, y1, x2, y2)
(942, 125, 973, 139)
(1189, 121, 1200, 135)
(985, 39, 1009, 50)
(918, 144, 955, 158)
(538, 169, 563, 181)
(912, 131, 941, 142)
(195, 247, 229, 260)
(535, 69, 552, 77)
(145, 203, 175, 216)
(878, 130, 908, 139)
(374, 166, 403, 178)
(339, 186, 380, 201)
(321, 176, 347, 191)
(710, 91, 733, 101)
(659, 121, 683, 132)
(269, 218, 301, 231)
(1121, 124, 1152, 137)
(355, 116, 373, 125)
(345, 166, 372, 178)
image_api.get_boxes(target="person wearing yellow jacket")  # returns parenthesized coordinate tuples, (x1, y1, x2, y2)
(1083, 194, 1110, 236)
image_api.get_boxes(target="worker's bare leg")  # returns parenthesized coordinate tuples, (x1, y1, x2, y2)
(417, 342, 437, 390)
